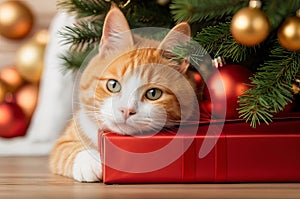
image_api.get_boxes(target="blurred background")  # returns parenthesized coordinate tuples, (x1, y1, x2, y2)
(0, 0, 74, 155)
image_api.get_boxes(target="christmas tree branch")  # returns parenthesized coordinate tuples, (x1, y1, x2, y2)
(238, 42, 300, 127)
(194, 22, 258, 63)
(57, 0, 110, 18)
(125, 2, 173, 28)
(60, 47, 95, 72)
(263, 0, 300, 28)
(59, 20, 102, 52)
(170, 0, 247, 23)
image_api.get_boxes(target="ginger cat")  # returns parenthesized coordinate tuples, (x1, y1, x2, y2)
(49, 6, 201, 182)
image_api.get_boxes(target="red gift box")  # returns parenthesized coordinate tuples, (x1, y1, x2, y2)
(99, 113, 300, 184)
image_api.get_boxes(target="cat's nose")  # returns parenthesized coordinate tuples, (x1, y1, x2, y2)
(119, 107, 136, 120)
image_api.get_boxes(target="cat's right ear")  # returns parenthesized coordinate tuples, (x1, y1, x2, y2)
(99, 6, 134, 56)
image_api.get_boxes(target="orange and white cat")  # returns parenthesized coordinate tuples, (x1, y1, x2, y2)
(49, 6, 201, 182)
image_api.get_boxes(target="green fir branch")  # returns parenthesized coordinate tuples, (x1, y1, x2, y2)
(59, 20, 103, 52)
(238, 42, 300, 128)
(263, 0, 300, 29)
(57, 0, 110, 18)
(194, 22, 258, 63)
(125, 3, 173, 28)
(170, 0, 247, 23)
(60, 47, 96, 72)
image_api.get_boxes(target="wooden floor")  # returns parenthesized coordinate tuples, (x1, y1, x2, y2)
(0, 156, 299, 199)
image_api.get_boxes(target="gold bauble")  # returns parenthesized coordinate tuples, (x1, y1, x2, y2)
(0, 0, 34, 40)
(0, 66, 24, 92)
(231, 7, 270, 46)
(292, 83, 300, 94)
(278, 16, 300, 51)
(16, 37, 47, 83)
(15, 84, 39, 119)
(292, 78, 300, 94)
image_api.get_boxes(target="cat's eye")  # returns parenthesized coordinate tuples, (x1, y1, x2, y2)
(106, 79, 121, 93)
(145, 88, 162, 100)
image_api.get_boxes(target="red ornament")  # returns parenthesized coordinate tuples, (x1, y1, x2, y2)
(0, 100, 28, 138)
(204, 64, 252, 119)
(199, 100, 212, 121)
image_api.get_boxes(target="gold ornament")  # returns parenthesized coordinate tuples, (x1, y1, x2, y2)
(16, 31, 49, 83)
(0, 0, 34, 40)
(278, 10, 300, 51)
(292, 79, 300, 94)
(0, 66, 24, 92)
(231, 0, 270, 46)
(15, 84, 39, 119)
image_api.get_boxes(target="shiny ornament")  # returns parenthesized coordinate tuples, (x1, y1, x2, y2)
(16, 37, 47, 83)
(15, 84, 39, 119)
(0, 66, 24, 92)
(0, 100, 27, 138)
(204, 64, 252, 119)
(231, 3, 270, 46)
(278, 15, 300, 51)
(0, 0, 34, 40)
(292, 78, 300, 94)
(293, 83, 300, 94)
(199, 100, 212, 121)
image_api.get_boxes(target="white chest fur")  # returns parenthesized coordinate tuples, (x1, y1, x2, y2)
(78, 108, 99, 147)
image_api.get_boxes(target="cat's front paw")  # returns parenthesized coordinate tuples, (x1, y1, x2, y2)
(72, 149, 102, 182)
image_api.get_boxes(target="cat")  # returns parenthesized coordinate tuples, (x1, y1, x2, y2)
(49, 6, 202, 182)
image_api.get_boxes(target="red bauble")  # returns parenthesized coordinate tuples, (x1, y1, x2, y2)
(199, 100, 212, 121)
(204, 64, 252, 119)
(0, 100, 28, 138)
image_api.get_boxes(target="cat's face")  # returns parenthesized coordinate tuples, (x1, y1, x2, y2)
(79, 7, 199, 135)
(95, 49, 198, 135)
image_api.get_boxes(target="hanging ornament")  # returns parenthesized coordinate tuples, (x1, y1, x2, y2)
(292, 78, 300, 94)
(0, 100, 28, 138)
(0, 0, 34, 40)
(204, 58, 253, 119)
(199, 100, 212, 121)
(231, 0, 270, 46)
(16, 30, 49, 83)
(0, 66, 24, 92)
(15, 84, 39, 119)
(278, 9, 300, 51)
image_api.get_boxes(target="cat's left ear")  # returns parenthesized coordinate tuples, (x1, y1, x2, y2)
(158, 22, 191, 73)
(99, 5, 134, 56)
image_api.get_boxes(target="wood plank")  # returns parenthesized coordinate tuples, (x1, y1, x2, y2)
(0, 156, 300, 198)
